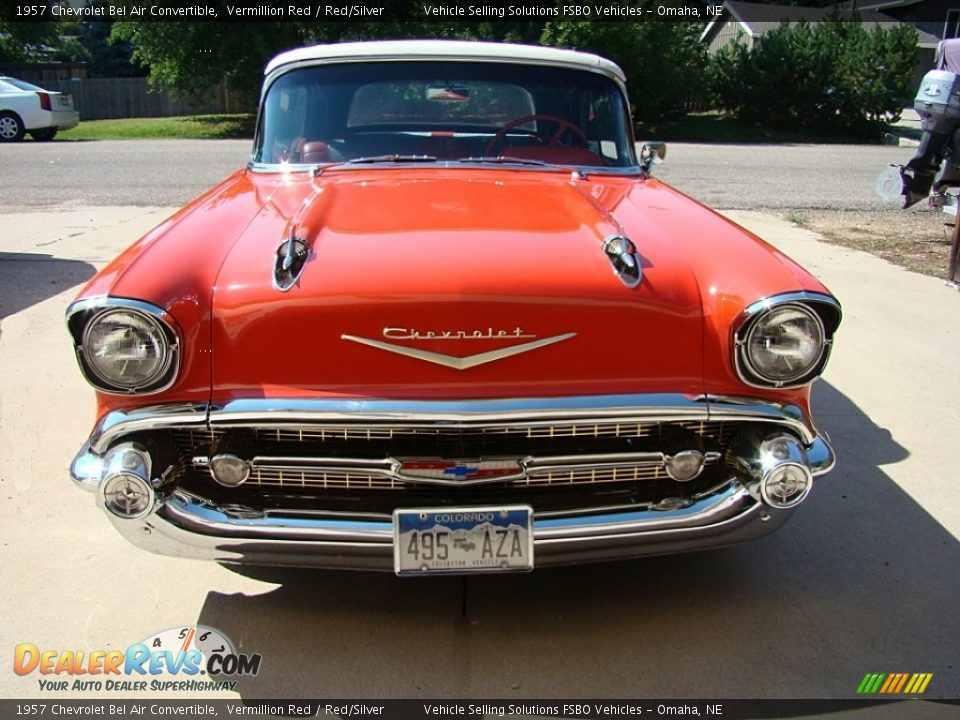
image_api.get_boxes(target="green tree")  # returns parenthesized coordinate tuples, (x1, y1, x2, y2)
(0, 20, 60, 63)
(110, 2, 710, 122)
(110, 20, 313, 101)
(77, 19, 144, 77)
(708, 19, 917, 136)
(833, 23, 917, 129)
(542, 12, 707, 123)
(109, 0, 530, 100)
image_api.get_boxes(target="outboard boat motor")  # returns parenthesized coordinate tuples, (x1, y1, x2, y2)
(878, 40, 960, 208)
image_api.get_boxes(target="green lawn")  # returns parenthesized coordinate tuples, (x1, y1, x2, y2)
(59, 114, 255, 140)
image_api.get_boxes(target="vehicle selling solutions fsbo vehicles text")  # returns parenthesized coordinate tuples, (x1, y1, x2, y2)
(421, 4, 723, 18)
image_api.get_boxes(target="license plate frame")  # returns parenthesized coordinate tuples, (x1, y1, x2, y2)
(393, 505, 534, 576)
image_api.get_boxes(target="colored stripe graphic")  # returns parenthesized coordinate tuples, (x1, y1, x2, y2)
(858, 672, 932, 694)
(857, 673, 885, 694)
(879, 674, 897, 693)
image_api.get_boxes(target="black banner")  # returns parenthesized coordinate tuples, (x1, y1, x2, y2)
(1, 0, 953, 24)
(1, 699, 959, 719)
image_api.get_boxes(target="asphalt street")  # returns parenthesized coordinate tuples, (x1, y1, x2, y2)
(0, 138, 921, 211)
(1, 140, 958, 710)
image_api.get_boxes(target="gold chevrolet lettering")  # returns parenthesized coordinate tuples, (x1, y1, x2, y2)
(342, 332, 576, 370)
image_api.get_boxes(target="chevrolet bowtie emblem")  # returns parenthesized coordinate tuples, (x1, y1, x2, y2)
(341, 332, 576, 370)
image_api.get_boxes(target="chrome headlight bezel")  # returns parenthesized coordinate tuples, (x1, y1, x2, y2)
(733, 291, 841, 389)
(66, 298, 181, 395)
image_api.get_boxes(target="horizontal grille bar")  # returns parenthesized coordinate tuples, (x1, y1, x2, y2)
(198, 463, 669, 491)
(172, 421, 732, 447)
(173, 419, 733, 495)
(253, 420, 729, 443)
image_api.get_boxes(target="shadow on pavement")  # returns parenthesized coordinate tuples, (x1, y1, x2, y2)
(0, 252, 96, 320)
(194, 381, 959, 702)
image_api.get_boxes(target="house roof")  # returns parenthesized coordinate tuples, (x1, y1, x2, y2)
(836, 1, 926, 11)
(702, 1, 940, 48)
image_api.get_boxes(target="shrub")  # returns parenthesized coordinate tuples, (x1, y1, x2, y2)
(708, 20, 918, 136)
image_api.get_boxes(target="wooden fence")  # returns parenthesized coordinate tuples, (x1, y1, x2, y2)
(38, 77, 253, 120)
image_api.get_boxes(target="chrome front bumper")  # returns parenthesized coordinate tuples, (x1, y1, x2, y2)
(71, 394, 834, 571)
(96, 480, 795, 570)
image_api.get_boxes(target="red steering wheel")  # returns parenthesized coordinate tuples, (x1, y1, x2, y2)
(485, 114, 589, 155)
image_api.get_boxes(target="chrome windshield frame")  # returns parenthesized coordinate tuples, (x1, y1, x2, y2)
(250, 56, 639, 171)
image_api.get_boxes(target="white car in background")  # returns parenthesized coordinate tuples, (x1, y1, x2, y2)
(0, 76, 79, 142)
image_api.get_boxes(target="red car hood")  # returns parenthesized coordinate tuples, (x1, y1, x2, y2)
(210, 170, 704, 399)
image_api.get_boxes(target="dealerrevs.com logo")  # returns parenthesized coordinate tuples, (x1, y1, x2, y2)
(13, 625, 262, 692)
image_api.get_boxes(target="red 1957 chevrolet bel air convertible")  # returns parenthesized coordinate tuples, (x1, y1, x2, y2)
(66, 40, 840, 575)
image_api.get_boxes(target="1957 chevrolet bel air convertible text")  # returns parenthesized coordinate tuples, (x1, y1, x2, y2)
(67, 40, 840, 575)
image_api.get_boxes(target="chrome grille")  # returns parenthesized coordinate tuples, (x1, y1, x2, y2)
(519, 465, 667, 486)
(171, 427, 218, 449)
(193, 461, 668, 491)
(175, 420, 732, 493)
(250, 467, 403, 490)
(253, 420, 730, 443)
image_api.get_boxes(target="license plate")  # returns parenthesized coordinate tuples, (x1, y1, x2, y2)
(58, 96, 70, 107)
(393, 506, 533, 575)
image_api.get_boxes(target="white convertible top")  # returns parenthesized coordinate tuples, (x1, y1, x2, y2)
(264, 39, 626, 83)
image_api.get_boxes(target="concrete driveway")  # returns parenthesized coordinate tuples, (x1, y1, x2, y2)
(1, 152, 958, 707)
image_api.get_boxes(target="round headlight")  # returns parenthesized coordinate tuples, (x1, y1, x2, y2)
(82, 309, 173, 391)
(742, 304, 825, 385)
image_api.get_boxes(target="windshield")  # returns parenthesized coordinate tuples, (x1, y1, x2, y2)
(254, 61, 637, 170)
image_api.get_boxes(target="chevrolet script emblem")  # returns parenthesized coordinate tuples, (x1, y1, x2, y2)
(341, 327, 576, 370)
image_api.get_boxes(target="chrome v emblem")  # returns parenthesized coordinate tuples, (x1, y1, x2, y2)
(341, 333, 576, 370)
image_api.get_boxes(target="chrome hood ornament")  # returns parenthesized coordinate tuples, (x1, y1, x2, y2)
(273, 229, 310, 291)
(341, 329, 576, 370)
(272, 183, 324, 292)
